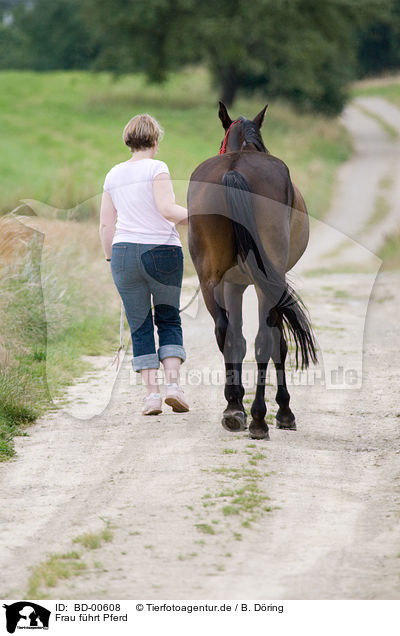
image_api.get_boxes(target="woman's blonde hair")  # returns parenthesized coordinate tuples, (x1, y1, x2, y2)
(123, 114, 164, 152)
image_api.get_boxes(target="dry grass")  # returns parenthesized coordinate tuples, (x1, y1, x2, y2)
(14, 212, 121, 317)
(0, 214, 35, 263)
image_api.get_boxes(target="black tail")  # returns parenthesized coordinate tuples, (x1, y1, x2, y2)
(222, 169, 317, 369)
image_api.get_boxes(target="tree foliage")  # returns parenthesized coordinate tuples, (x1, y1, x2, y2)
(0, 0, 97, 70)
(81, 0, 388, 113)
(0, 0, 397, 114)
(357, 0, 400, 76)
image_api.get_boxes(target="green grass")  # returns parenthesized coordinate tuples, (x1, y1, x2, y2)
(200, 449, 272, 532)
(365, 176, 392, 232)
(304, 263, 373, 277)
(0, 312, 117, 461)
(323, 239, 353, 260)
(195, 523, 215, 535)
(334, 289, 350, 298)
(0, 68, 350, 219)
(0, 227, 119, 460)
(0, 380, 37, 460)
(27, 551, 87, 599)
(378, 228, 400, 270)
(73, 528, 114, 550)
(355, 103, 399, 139)
(352, 76, 400, 109)
(27, 524, 114, 598)
(366, 193, 391, 229)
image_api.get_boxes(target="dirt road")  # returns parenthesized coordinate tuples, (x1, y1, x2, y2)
(1, 98, 399, 600)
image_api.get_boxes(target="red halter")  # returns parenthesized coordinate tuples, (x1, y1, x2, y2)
(219, 120, 240, 154)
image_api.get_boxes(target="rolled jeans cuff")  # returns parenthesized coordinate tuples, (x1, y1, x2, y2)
(132, 353, 160, 373)
(158, 344, 186, 364)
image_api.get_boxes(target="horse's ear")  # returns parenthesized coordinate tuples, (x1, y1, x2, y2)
(218, 101, 232, 130)
(253, 105, 268, 129)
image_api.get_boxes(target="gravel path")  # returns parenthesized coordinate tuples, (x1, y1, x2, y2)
(1, 98, 399, 600)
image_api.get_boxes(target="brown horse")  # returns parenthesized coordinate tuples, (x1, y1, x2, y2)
(188, 102, 317, 440)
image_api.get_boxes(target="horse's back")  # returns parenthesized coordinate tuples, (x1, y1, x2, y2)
(188, 151, 308, 275)
(190, 152, 292, 199)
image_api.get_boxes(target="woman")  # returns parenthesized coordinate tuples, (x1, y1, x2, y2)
(99, 114, 189, 415)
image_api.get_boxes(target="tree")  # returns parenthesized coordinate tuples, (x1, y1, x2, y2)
(0, 0, 393, 113)
(82, 0, 385, 114)
(5, 0, 97, 70)
(81, 0, 199, 79)
(357, 0, 400, 76)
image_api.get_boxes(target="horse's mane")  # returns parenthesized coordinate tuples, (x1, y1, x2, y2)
(239, 117, 268, 153)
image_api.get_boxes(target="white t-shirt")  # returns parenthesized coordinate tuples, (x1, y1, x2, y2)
(103, 158, 182, 247)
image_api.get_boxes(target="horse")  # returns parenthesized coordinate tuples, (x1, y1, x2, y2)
(187, 102, 317, 440)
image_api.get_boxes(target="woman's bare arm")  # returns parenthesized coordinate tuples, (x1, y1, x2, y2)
(153, 172, 188, 225)
(99, 192, 117, 259)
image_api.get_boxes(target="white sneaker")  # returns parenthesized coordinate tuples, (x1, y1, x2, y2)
(165, 384, 189, 413)
(142, 393, 162, 416)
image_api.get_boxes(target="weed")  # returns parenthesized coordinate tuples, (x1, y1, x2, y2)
(73, 528, 113, 550)
(222, 505, 240, 516)
(195, 523, 215, 535)
(27, 552, 87, 599)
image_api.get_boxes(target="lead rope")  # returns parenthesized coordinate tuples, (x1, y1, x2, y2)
(111, 284, 201, 372)
(111, 300, 126, 371)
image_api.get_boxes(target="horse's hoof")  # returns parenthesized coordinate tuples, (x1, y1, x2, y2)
(276, 417, 296, 430)
(221, 410, 247, 432)
(249, 421, 269, 440)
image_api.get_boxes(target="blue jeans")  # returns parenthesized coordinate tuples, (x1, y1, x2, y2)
(111, 242, 186, 372)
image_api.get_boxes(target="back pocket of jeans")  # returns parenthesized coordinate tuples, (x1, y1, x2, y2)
(111, 245, 126, 273)
(141, 246, 183, 286)
(152, 246, 179, 274)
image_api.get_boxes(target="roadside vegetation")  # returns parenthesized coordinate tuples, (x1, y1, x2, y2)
(351, 75, 400, 270)
(353, 74, 400, 108)
(378, 230, 400, 269)
(0, 214, 119, 460)
(352, 76, 400, 270)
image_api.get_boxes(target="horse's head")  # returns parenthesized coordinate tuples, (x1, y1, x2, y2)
(218, 101, 268, 155)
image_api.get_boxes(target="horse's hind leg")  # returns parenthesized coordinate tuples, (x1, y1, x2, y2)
(249, 289, 273, 440)
(219, 281, 248, 433)
(200, 278, 247, 432)
(272, 321, 296, 430)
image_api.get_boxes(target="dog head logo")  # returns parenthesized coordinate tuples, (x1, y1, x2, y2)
(2, 602, 51, 633)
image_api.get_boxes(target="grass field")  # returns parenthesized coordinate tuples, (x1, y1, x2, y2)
(0, 67, 352, 459)
(352, 74, 400, 108)
(0, 68, 350, 218)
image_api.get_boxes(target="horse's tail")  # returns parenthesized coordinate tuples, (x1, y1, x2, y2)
(222, 169, 317, 369)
